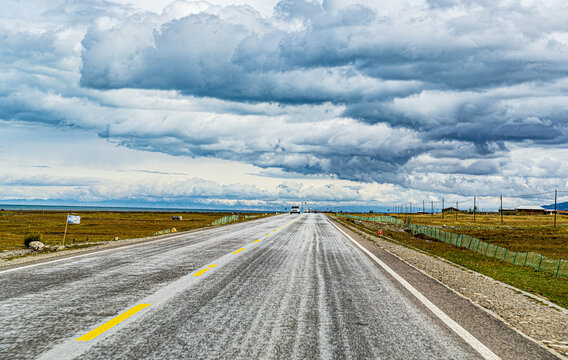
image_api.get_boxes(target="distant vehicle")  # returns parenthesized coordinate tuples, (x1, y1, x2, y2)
(304, 209, 309, 213)
(290, 205, 300, 214)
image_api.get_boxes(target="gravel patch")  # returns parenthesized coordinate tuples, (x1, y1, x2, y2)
(343, 221, 568, 358)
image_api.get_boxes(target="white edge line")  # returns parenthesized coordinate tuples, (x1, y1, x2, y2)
(328, 219, 501, 360)
(336, 221, 566, 359)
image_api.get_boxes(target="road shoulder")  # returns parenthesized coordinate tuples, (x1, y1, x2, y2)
(328, 216, 565, 359)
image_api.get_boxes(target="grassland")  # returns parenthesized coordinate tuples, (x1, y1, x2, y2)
(357, 213, 568, 258)
(0, 211, 268, 251)
(335, 215, 568, 309)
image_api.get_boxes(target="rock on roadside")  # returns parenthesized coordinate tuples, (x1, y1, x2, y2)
(28, 241, 44, 251)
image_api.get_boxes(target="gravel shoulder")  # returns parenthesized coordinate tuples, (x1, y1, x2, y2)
(331, 216, 568, 359)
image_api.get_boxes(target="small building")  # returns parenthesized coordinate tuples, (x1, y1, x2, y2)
(442, 207, 465, 213)
(515, 206, 549, 215)
(172, 216, 183, 220)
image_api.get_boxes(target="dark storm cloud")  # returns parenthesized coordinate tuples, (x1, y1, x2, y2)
(78, 0, 568, 148)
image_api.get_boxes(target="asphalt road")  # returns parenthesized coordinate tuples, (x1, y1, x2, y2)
(0, 214, 558, 359)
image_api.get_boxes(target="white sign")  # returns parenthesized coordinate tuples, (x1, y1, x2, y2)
(67, 215, 81, 224)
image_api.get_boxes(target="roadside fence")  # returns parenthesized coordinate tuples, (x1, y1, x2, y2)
(210, 213, 265, 226)
(154, 228, 177, 236)
(336, 213, 403, 224)
(210, 214, 240, 226)
(336, 213, 567, 278)
(407, 223, 567, 278)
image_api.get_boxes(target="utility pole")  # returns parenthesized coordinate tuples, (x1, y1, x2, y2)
(474, 196, 476, 223)
(554, 189, 558, 227)
(442, 198, 445, 220)
(456, 201, 459, 221)
(431, 200, 434, 217)
(423, 200, 425, 214)
(500, 195, 503, 224)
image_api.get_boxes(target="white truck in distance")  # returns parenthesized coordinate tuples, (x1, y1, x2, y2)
(290, 205, 300, 214)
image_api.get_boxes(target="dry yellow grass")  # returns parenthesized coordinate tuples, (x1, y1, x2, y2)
(0, 211, 266, 251)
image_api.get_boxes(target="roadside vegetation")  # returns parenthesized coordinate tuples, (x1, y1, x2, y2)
(354, 212, 568, 258)
(334, 215, 568, 309)
(0, 211, 271, 252)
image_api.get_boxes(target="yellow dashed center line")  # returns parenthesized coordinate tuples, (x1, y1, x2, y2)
(76, 304, 151, 341)
(253, 239, 261, 243)
(265, 234, 271, 237)
(192, 264, 218, 277)
(232, 248, 245, 254)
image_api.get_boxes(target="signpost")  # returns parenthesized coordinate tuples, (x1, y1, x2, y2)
(63, 214, 80, 246)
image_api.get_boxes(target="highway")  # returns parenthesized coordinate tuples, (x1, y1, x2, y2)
(0, 214, 558, 359)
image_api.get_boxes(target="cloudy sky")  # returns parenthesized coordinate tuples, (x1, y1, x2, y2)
(1, 0, 568, 211)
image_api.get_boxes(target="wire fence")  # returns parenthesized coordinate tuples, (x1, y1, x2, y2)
(336, 213, 567, 279)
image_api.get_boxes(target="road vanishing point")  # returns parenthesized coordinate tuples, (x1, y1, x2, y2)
(0, 214, 559, 359)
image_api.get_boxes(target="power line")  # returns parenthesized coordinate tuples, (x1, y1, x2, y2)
(505, 191, 553, 198)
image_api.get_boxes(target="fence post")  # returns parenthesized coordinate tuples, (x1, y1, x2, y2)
(523, 252, 529, 267)
(537, 255, 543, 272)
(473, 196, 476, 223)
(456, 201, 459, 221)
(513, 251, 518, 264)
(500, 195, 503, 224)
(503, 248, 508, 261)
(556, 258, 562, 277)
(554, 189, 557, 228)
(476, 239, 481, 252)
(494, 245, 499, 258)
(485, 243, 490, 255)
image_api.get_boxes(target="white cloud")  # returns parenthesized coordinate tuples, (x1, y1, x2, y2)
(1, 0, 568, 209)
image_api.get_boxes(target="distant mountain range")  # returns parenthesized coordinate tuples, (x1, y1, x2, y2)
(543, 201, 568, 211)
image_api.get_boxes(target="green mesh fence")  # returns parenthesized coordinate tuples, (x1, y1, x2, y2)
(335, 213, 567, 278)
(335, 213, 404, 224)
(210, 214, 264, 226)
(154, 228, 175, 235)
(210, 214, 240, 226)
(407, 223, 568, 278)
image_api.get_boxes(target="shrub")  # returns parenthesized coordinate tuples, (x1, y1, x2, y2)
(24, 233, 42, 248)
